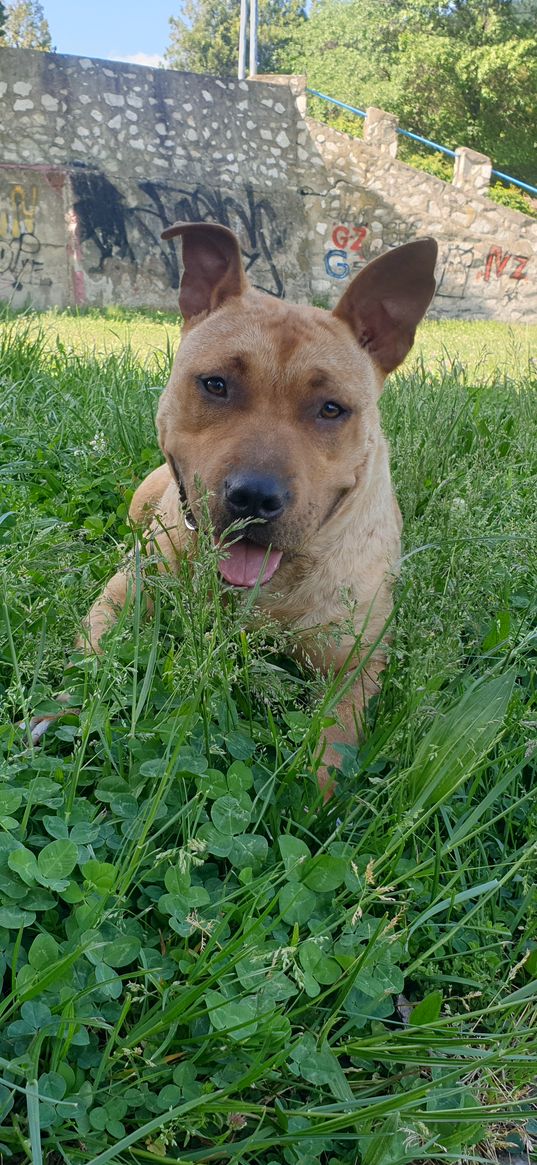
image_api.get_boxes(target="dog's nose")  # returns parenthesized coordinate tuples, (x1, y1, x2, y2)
(224, 472, 287, 521)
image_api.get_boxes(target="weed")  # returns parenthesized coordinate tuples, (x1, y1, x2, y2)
(0, 315, 536, 1163)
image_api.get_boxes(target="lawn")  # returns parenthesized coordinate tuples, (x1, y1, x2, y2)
(0, 311, 536, 1164)
(3, 304, 537, 380)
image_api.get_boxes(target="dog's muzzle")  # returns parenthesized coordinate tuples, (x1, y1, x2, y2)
(172, 463, 287, 590)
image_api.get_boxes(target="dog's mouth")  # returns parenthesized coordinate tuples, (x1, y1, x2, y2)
(217, 538, 283, 588)
(172, 466, 284, 588)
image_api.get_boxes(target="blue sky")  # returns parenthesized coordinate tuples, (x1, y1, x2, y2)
(44, 0, 175, 66)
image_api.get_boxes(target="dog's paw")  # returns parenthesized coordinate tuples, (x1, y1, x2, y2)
(20, 693, 79, 746)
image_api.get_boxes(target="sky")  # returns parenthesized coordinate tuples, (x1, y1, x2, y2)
(43, 0, 175, 67)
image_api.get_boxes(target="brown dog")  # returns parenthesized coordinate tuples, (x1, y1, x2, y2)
(30, 222, 437, 788)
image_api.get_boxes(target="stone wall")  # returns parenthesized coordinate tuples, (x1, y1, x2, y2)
(0, 47, 536, 320)
(299, 116, 536, 319)
(0, 49, 310, 309)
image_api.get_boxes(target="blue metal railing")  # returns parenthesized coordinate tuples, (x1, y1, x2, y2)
(306, 87, 537, 197)
(396, 127, 455, 157)
(306, 89, 367, 121)
(489, 169, 537, 197)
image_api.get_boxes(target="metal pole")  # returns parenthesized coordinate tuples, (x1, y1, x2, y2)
(238, 0, 248, 79)
(249, 0, 258, 76)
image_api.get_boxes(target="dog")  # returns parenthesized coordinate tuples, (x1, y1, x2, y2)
(29, 221, 437, 791)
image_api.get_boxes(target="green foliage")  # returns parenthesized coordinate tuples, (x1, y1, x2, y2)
(396, 31, 537, 185)
(282, 0, 537, 186)
(399, 146, 454, 182)
(0, 315, 536, 1160)
(165, 0, 306, 75)
(489, 180, 537, 219)
(1, 0, 52, 49)
(464, 36, 537, 181)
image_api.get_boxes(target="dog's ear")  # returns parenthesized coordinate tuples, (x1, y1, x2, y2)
(333, 239, 438, 374)
(161, 221, 247, 322)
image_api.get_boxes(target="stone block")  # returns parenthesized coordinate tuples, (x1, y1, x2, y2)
(453, 147, 492, 194)
(364, 107, 398, 159)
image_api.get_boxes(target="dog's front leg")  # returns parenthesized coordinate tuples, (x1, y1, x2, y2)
(26, 520, 182, 743)
(317, 655, 384, 797)
(76, 566, 136, 655)
(25, 563, 139, 744)
(77, 496, 185, 654)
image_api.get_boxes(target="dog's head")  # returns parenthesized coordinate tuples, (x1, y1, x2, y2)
(157, 221, 437, 588)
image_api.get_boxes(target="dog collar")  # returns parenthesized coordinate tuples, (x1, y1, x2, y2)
(176, 474, 197, 532)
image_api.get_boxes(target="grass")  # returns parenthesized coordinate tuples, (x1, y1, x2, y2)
(2, 304, 536, 380)
(0, 311, 536, 1164)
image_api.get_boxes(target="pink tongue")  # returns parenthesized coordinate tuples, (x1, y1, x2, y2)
(218, 539, 283, 587)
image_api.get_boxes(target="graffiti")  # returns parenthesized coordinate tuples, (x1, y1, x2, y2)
(323, 222, 531, 302)
(325, 223, 369, 280)
(0, 184, 38, 238)
(70, 168, 285, 298)
(434, 241, 530, 302)
(325, 249, 351, 280)
(0, 233, 42, 290)
(331, 224, 368, 253)
(132, 181, 180, 290)
(0, 183, 43, 293)
(478, 245, 529, 282)
(71, 169, 135, 273)
(435, 244, 475, 299)
(132, 180, 285, 298)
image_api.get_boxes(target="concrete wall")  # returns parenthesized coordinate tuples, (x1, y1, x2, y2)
(0, 163, 71, 308)
(0, 48, 536, 320)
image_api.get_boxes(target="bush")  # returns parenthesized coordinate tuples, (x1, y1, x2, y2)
(488, 180, 537, 219)
(399, 145, 454, 182)
(308, 95, 364, 138)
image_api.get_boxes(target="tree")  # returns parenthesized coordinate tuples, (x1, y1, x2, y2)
(432, 0, 537, 43)
(463, 36, 537, 180)
(0, 3, 7, 40)
(3, 0, 53, 50)
(381, 29, 537, 178)
(282, 0, 537, 182)
(165, 0, 306, 76)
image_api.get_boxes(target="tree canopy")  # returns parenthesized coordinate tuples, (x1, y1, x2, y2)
(286, 0, 537, 182)
(1, 0, 52, 50)
(164, 0, 306, 76)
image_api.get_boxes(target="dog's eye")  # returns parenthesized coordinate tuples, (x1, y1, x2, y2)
(318, 401, 344, 419)
(201, 376, 227, 397)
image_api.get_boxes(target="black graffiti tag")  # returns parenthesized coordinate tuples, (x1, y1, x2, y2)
(68, 167, 286, 298)
(70, 169, 135, 272)
(0, 232, 43, 292)
(133, 181, 285, 298)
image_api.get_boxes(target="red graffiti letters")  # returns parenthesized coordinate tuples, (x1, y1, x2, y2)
(331, 224, 368, 253)
(482, 245, 529, 282)
(511, 255, 529, 281)
(326, 224, 369, 279)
